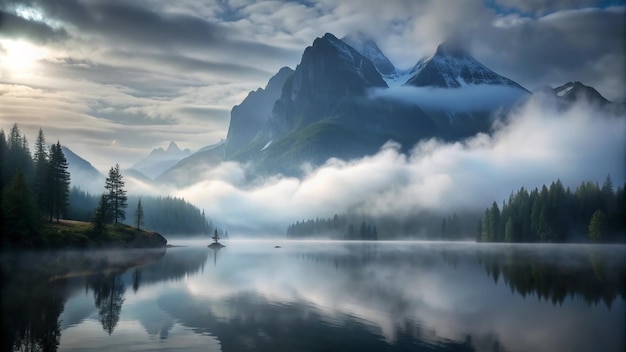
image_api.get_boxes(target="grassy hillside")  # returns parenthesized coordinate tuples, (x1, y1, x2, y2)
(41, 220, 168, 249)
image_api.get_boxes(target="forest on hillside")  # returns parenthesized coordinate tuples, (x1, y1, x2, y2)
(286, 212, 472, 240)
(69, 187, 214, 235)
(0, 123, 214, 249)
(478, 177, 625, 243)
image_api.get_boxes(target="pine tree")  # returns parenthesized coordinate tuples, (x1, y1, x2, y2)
(105, 164, 127, 224)
(91, 194, 108, 238)
(2, 169, 41, 246)
(33, 128, 49, 211)
(504, 217, 514, 242)
(588, 210, 606, 243)
(47, 142, 71, 223)
(134, 199, 144, 230)
(4, 124, 33, 185)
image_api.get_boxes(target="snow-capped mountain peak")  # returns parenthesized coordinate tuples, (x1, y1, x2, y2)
(553, 81, 609, 104)
(404, 41, 527, 90)
(341, 32, 396, 76)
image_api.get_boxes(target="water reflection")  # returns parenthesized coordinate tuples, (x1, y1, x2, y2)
(478, 245, 626, 308)
(0, 242, 624, 352)
(90, 273, 126, 335)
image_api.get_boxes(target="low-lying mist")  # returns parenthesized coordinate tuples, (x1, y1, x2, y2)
(168, 96, 625, 236)
(369, 84, 528, 112)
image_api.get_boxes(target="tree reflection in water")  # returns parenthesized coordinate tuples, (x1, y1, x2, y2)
(478, 246, 626, 308)
(89, 273, 125, 335)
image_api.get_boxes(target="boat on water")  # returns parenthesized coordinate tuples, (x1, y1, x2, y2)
(208, 229, 225, 248)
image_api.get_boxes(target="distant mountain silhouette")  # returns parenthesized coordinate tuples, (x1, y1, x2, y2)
(61, 146, 105, 194)
(130, 141, 191, 179)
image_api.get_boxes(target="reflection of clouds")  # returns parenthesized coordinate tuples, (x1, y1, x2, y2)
(170, 242, 625, 351)
(58, 242, 625, 351)
(59, 320, 221, 352)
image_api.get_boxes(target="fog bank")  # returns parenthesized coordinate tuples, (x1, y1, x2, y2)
(173, 97, 625, 235)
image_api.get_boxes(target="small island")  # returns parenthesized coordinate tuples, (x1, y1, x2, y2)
(208, 229, 225, 249)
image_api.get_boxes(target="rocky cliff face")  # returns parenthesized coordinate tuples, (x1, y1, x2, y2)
(221, 33, 531, 176)
(260, 33, 388, 139)
(225, 67, 294, 157)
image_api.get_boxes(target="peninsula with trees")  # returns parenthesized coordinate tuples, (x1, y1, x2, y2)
(0, 124, 193, 250)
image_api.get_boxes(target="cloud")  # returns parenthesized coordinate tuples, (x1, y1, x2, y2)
(173, 97, 626, 235)
(472, 7, 626, 100)
(493, 0, 607, 15)
(368, 85, 529, 112)
(0, 9, 68, 43)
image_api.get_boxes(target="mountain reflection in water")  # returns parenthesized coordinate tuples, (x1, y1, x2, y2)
(1, 241, 624, 352)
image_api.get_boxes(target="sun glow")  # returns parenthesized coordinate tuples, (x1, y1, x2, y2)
(0, 40, 48, 73)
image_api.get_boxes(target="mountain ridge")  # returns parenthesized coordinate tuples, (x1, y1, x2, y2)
(131, 141, 191, 179)
(61, 146, 105, 194)
(404, 40, 528, 90)
(218, 33, 617, 178)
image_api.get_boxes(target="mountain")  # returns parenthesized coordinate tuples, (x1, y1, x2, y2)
(61, 146, 105, 194)
(227, 33, 441, 176)
(553, 81, 610, 105)
(131, 141, 191, 179)
(225, 67, 294, 158)
(526, 81, 624, 115)
(405, 40, 527, 90)
(156, 140, 226, 186)
(221, 33, 531, 177)
(342, 32, 396, 77)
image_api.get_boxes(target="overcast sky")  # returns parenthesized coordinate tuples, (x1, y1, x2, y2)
(0, 0, 624, 172)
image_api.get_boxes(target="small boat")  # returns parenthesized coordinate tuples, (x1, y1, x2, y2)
(208, 229, 225, 248)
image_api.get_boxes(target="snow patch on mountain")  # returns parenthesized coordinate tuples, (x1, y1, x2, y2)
(342, 33, 396, 76)
(556, 84, 574, 97)
(261, 140, 273, 151)
(384, 68, 418, 87)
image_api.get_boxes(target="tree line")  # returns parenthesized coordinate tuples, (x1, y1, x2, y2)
(0, 123, 216, 249)
(68, 187, 214, 235)
(478, 177, 625, 243)
(0, 125, 71, 247)
(287, 214, 378, 240)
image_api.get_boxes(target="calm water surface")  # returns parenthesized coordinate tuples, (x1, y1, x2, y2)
(1, 240, 624, 351)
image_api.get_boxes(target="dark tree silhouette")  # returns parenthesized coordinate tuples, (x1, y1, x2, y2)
(135, 198, 144, 230)
(1, 169, 41, 246)
(47, 142, 70, 223)
(479, 177, 625, 243)
(104, 164, 127, 224)
(33, 128, 49, 211)
(91, 273, 126, 335)
(91, 194, 108, 238)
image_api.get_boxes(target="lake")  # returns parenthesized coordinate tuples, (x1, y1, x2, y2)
(1, 240, 624, 352)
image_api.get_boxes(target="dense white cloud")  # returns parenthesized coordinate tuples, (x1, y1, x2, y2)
(174, 97, 625, 235)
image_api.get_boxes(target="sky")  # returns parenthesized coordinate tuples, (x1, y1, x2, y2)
(0, 0, 624, 171)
